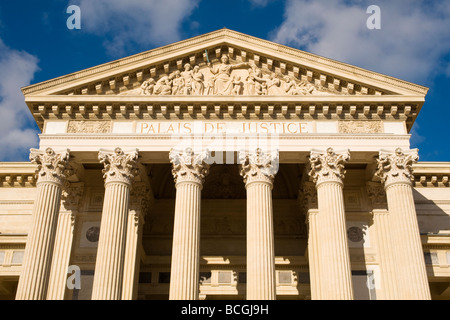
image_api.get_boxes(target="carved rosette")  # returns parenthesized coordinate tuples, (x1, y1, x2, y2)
(98, 148, 140, 186)
(376, 148, 419, 188)
(308, 148, 350, 187)
(366, 181, 387, 208)
(169, 148, 210, 186)
(239, 148, 279, 187)
(30, 148, 71, 186)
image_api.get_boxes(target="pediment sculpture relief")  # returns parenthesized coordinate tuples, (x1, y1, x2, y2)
(122, 54, 338, 97)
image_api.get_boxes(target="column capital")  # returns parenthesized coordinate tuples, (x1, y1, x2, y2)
(169, 147, 210, 186)
(239, 148, 279, 187)
(30, 148, 71, 186)
(129, 183, 154, 224)
(376, 148, 419, 188)
(366, 181, 387, 209)
(99, 148, 140, 186)
(61, 182, 84, 215)
(308, 148, 350, 187)
(299, 181, 318, 212)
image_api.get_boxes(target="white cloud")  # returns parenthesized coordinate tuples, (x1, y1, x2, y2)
(0, 39, 40, 161)
(74, 0, 200, 56)
(249, 0, 272, 7)
(271, 0, 450, 84)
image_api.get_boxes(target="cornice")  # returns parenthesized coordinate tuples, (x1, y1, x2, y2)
(0, 163, 37, 187)
(412, 162, 450, 188)
(29, 97, 422, 132)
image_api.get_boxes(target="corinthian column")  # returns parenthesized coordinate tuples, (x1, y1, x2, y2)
(91, 148, 139, 300)
(240, 148, 279, 300)
(169, 148, 210, 300)
(47, 182, 84, 300)
(376, 148, 430, 300)
(16, 148, 71, 300)
(308, 148, 353, 300)
(366, 181, 399, 300)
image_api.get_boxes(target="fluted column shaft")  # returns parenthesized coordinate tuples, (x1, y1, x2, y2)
(92, 148, 139, 300)
(170, 181, 202, 300)
(169, 148, 209, 300)
(240, 148, 278, 300)
(246, 180, 276, 300)
(385, 183, 430, 299)
(16, 148, 70, 300)
(376, 148, 430, 300)
(47, 183, 83, 300)
(92, 182, 130, 300)
(309, 148, 353, 300)
(316, 181, 353, 300)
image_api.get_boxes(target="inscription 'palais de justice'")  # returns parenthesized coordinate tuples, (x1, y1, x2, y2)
(137, 122, 312, 135)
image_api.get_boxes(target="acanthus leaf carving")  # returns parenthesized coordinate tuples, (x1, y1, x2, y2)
(308, 147, 350, 186)
(98, 147, 140, 186)
(239, 148, 279, 186)
(366, 181, 387, 208)
(376, 148, 419, 188)
(30, 148, 71, 186)
(169, 148, 210, 186)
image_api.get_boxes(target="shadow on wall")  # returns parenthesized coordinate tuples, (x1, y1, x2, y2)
(412, 189, 450, 235)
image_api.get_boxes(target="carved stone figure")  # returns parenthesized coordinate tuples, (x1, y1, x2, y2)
(208, 54, 249, 95)
(180, 64, 193, 95)
(232, 75, 243, 95)
(191, 65, 205, 95)
(154, 73, 175, 95)
(171, 70, 184, 96)
(282, 76, 297, 95)
(140, 78, 156, 95)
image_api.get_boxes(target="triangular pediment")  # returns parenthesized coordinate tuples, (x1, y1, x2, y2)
(22, 29, 428, 98)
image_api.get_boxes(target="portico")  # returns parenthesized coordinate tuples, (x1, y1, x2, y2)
(2, 29, 448, 300)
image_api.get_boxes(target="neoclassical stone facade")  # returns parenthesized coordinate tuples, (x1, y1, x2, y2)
(0, 29, 449, 300)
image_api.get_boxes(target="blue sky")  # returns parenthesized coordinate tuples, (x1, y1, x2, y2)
(0, 0, 449, 162)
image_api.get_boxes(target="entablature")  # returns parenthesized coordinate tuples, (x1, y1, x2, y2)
(28, 95, 423, 133)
